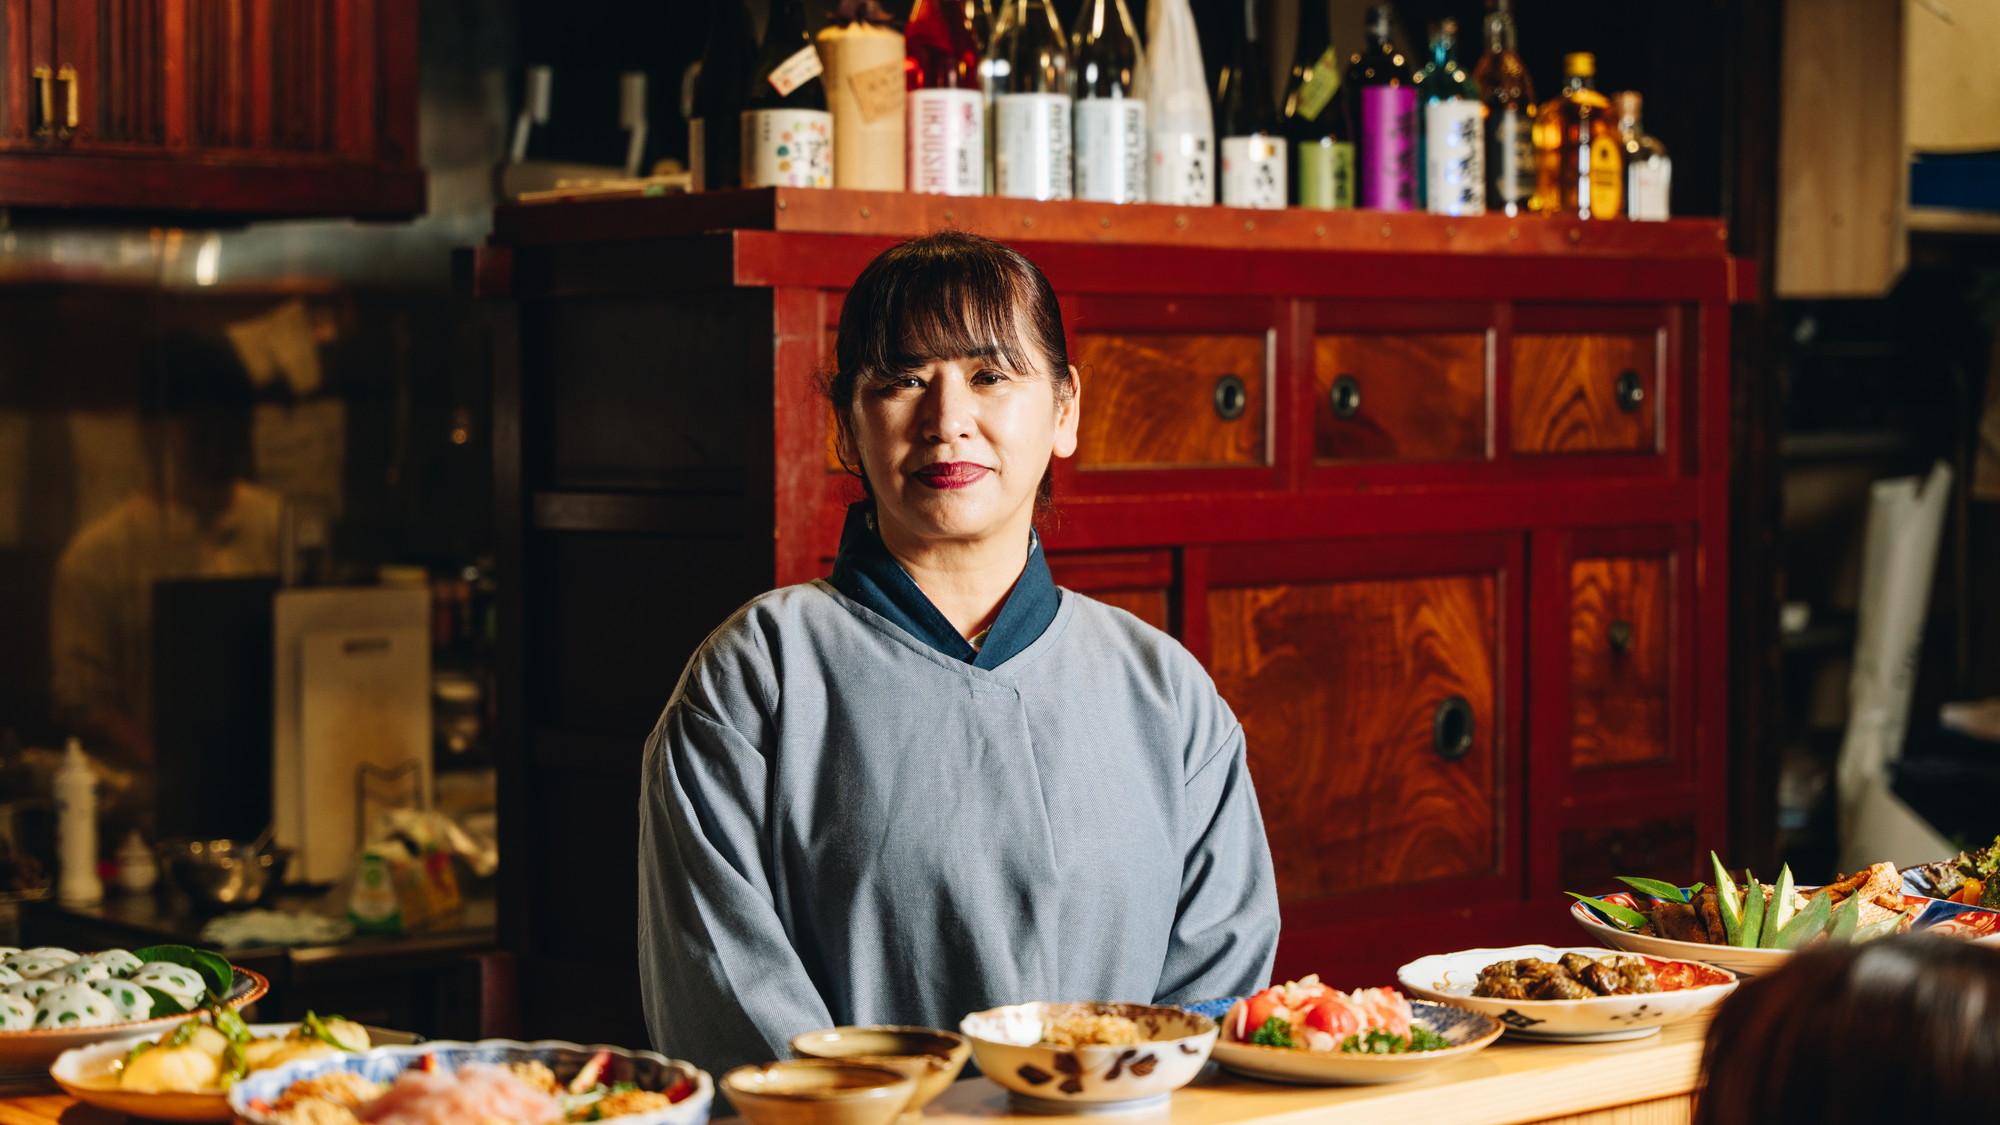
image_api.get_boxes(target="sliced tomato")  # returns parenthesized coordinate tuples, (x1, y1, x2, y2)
(1303, 994, 1361, 1039)
(1239, 988, 1283, 1039)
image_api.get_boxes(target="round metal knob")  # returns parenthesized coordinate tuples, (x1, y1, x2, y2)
(1615, 368, 1645, 413)
(1330, 375, 1362, 420)
(1212, 375, 1248, 421)
(1608, 619, 1634, 654)
(1432, 696, 1475, 762)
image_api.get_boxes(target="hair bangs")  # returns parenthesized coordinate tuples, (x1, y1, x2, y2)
(846, 248, 1040, 385)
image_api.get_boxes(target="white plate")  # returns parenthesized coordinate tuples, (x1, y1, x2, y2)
(1208, 1001, 1502, 1085)
(1397, 945, 1738, 1042)
(52, 1022, 304, 1123)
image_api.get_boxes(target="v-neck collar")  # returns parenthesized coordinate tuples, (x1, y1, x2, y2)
(824, 501, 1061, 670)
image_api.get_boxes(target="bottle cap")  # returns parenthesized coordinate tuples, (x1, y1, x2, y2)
(1616, 90, 1643, 116)
(1565, 52, 1596, 77)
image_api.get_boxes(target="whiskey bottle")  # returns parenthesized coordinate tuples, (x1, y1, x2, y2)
(1537, 52, 1620, 219)
(906, 0, 986, 196)
(1470, 0, 1535, 216)
(986, 0, 1073, 200)
(1284, 0, 1353, 209)
(1415, 18, 1482, 216)
(741, 0, 834, 189)
(1071, 0, 1147, 204)
(1617, 91, 1672, 221)
(1215, 0, 1285, 209)
(1351, 3, 1417, 212)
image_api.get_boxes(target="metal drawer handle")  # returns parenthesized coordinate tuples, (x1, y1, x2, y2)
(1608, 619, 1634, 654)
(32, 67, 53, 138)
(1213, 375, 1248, 421)
(1615, 368, 1645, 413)
(1330, 374, 1362, 419)
(1432, 695, 1475, 762)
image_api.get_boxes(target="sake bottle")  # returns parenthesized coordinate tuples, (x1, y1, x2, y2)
(1351, 3, 1416, 212)
(906, 0, 986, 196)
(689, 0, 755, 191)
(1284, 0, 1354, 209)
(1415, 19, 1483, 216)
(1071, 0, 1146, 204)
(1141, 0, 1213, 205)
(818, 1, 906, 190)
(986, 0, 1073, 201)
(741, 0, 834, 188)
(1215, 0, 1285, 209)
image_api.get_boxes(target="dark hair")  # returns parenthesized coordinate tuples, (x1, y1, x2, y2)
(824, 231, 1072, 503)
(1693, 935, 2000, 1125)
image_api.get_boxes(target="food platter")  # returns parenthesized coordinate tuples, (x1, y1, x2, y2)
(1571, 891, 2000, 976)
(0, 965, 267, 1075)
(1184, 998, 1500, 1085)
(51, 1022, 307, 1123)
(1397, 945, 1738, 1043)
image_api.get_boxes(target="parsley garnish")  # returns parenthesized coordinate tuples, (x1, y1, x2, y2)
(1248, 1017, 1294, 1048)
(1338, 1026, 1451, 1054)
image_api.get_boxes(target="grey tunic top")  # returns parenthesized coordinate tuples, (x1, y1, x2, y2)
(637, 579, 1280, 1077)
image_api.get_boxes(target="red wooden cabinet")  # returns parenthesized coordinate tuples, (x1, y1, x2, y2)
(0, 0, 420, 217)
(481, 190, 1751, 1042)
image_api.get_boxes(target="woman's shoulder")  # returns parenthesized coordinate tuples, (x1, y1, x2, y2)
(668, 581, 848, 719)
(1060, 591, 1223, 703)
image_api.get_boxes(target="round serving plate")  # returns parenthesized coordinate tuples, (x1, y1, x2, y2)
(0, 966, 267, 1075)
(1397, 945, 1737, 1042)
(51, 1022, 300, 1123)
(1182, 998, 1501, 1085)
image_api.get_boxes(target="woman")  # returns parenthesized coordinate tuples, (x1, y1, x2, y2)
(1694, 934, 2000, 1124)
(637, 231, 1279, 1076)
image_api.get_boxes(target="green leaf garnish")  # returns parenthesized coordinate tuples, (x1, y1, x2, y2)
(1248, 1017, 1293, 1048)
(1774, 890, 1831, 950)
(130, 945, 235, 998)
(1567, 892, 1650, 930)
(1759, 865, 1796, 949)
(1828, 891, 1862, 942)
(143, 988, 189, 1017)
(1711, 854, 1745, 945)
(1737, 876, 1765, 948)
(1851, 914, 1903, 943)
(1616, 876, 1692, 903)
(302, 1011, 357, 1051)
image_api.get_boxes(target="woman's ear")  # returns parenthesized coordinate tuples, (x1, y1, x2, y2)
(832, 409, 862, 477)
(1052, 364, 1082, 460)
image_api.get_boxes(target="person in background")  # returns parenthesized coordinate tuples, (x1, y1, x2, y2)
(1693, 934, 2000, 1124)
(637, 231, 1279, 1077)
(49, 331, 282, 769)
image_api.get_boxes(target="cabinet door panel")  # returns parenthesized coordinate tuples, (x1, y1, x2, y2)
(1209, 574, 1499, 900)
(1074, 332, 1267, 469)
(1559, 815, 1697, 892)
(1512, 331, 1657, 454)
(1570, 555, 1671, 770)
(1315, 333, 1487, 462)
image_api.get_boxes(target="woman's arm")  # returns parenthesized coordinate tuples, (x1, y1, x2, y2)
(1155, 721, 1281, 1004)
(638, 699, 835, 1077)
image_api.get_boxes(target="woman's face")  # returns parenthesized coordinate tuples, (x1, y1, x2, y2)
(847, 331, 1080, 554)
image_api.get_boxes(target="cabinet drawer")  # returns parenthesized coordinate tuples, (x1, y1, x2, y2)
(1315, 333, 1489, 463)
(1046, 549, 1175, 634)
(1073, 331, 1268, 469)
(1570, 554, 1672, 770)
(1208, 570, 1501, 901)
(1512, 331, 1659, 454)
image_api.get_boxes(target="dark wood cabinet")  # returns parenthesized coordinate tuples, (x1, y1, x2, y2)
(480, 189, 1751, 1043)
(0, 0, 420, 218)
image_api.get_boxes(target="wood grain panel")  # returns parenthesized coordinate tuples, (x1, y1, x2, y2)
(1559, 816, 1697, 892)
(1088, 588, 1170, 632)
(1512, 332, 1657, 454)
(1570, 556, 1671, 770)
(1315, 332, 1487, 462)
(1208, 575, 1499, 900)
(1075, 332, 1266, 469)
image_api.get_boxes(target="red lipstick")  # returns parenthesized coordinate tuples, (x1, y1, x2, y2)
(913, 462, 989, 490)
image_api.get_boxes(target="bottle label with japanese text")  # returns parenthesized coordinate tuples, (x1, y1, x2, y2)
(994, 92, 1073, 201)
(1220, 135, 1287, 210)
(1149, 131, 1214, 205)
(1588, 132, 1623, 219)
(1488, 108, 1535, 211)
(1295, 47, 1343, 121)
(1074, 98, 1147, 204)
(1360, 85, 1417, 211)
(766, 45, 825, 97)
(907, 88, 985, 196)
(1424, 98, 1485, 216)
(1296, 138, 1354, 209)
(1627, 155, 1672, 220)
(741, 108, 833, 188)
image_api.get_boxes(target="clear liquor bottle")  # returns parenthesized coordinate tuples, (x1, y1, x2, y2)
(1470, 0, 1535, 216)
(1284, 0, 1353, 209)
(1536, 51, 1620, 219)
(1141, 0, 1213, 205)
(1616, 91, 1671, 221)
(906, 0, 986, 196)
(986, 0, 1073, 200)
(1414, 18, 1482, 216)
(1071, 0, 1146, 204)
(1350, 3, 1417, 212)
(1215, 0, 1285, 209)
(689, 0, 756, 191)
(741, 0, 833, 188)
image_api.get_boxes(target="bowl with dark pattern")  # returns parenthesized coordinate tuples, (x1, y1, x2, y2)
(958, 1001, 1216, 1111)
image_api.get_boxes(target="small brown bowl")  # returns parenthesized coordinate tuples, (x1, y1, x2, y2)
(789, 1026, 970, 1114)
(723, 1060, 916, 1125)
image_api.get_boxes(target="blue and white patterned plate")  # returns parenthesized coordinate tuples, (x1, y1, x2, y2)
(228, 1038, 712, 1125)
(1184, 997, 1502, 1085)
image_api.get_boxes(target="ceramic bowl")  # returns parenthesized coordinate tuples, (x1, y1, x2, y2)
(789, 1026, 969, 1113)
(230, 1038, 712, 1125)
(958, 1001, 1216, 1111)
(1397, 944, 1738, 1042)
(723, 1060, 915, 1125)
(1570, 890, 2000, 977)
(1182, 998, 1500, 1085)
(52, 1022, 309, 1122)
(0, 966, 267, 1075)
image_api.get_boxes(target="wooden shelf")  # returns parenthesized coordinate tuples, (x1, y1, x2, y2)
(1907, 206, 2000, 236)
(493, 187, 1730, 259)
